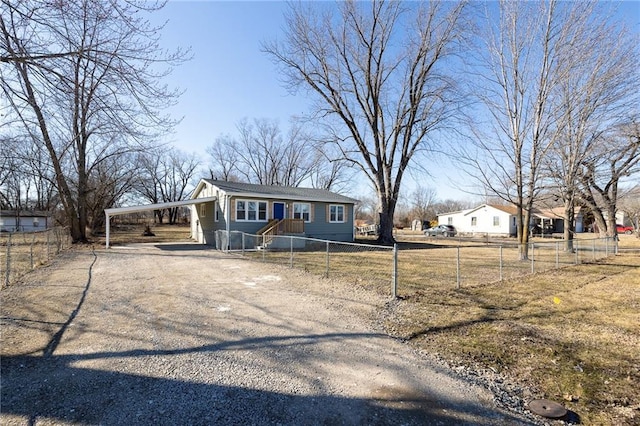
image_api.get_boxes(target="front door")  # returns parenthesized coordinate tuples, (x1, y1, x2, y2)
(273, 202, 285, 220)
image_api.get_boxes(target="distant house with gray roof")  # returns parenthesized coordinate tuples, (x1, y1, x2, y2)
(0, 210, 52, 232)
(190, 179, 358, 248)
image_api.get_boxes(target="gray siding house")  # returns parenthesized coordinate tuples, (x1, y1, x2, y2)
(0, 210, 52, 232)
(190, 179, 358, 248)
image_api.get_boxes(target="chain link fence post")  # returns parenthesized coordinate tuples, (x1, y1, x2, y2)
(325, 241, 330, 278)
(456, 246, 460, 289)
(530, 242, 535, 274)
(30, 232, 35, 270)
(499, 245, 503, 281)
(290, 236, 294, 268)
(4, 233, 11, 288)
(392, 243, 398, 298)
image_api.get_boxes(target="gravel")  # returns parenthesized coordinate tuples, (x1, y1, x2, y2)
(1, 243, 542, 425)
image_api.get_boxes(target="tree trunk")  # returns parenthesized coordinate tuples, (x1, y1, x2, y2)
(563, 200, 575, 251)
(377, 196, 396, 245)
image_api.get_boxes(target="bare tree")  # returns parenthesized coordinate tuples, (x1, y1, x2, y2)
(86, 153, 139, 233)
(459, 1, 580, 259)
(0, 135, 56, 211)
(544, 1, 639, 249)
(409, 185, 438, 223)
(263, 0, 468, 244)
(618, 185, 640, 237)
(207, 134, 241, 182)
(579, 122, 640, 237)
(135, 148, 200, 224)
(207, 117, 347, 190)
(1, 0, 187, 242)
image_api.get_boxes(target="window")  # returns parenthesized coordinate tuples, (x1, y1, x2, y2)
(236, 199, 267, 221)
(200, 204, 206, 217)
(493, 216, 500, 226)
(471, 216, 477, 226)
(293, 203, 311, 222)
(215, 205, 219, 222)
(329, 204, 345, 223)
(447, 217, 453, 225)
(33, 218, 40, 227)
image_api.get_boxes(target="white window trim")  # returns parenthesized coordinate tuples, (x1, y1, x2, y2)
(329, 204, 345, 223)
(493, 216, 500, 226)
(236, 199, 268, 222)
(293, 202, 311, 223)
(200, 204, 206, 217)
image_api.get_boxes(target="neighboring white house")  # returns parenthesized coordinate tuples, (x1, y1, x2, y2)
(439, 204, 517, 236)
(437, 204, 592, 236)
(0, 210, 52, 232)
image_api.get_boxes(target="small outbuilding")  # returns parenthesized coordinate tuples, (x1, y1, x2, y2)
(0, 210, 52, 232)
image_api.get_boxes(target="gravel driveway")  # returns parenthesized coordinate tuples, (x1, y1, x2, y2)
(1, 243, 534, 425)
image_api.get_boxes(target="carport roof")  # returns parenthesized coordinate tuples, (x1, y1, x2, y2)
(105, 196, 217, 216)
(104, 197, 217, 249)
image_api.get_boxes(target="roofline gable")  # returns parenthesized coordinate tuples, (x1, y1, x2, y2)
(192, 179, 358, 204)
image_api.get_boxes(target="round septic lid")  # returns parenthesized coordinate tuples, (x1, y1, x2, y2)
(528, 399, 567, 418)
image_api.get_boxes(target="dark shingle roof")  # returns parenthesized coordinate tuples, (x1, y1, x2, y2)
(203, 179, 358, 204)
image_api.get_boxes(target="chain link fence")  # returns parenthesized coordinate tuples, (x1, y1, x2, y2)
(214, 232, 616, 297)
(215, 230, 398, 295)
(399, 237, 617, 293)
(1, 227, 72, 288)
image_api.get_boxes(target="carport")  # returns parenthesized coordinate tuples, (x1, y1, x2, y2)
(104, 197, 217, 248)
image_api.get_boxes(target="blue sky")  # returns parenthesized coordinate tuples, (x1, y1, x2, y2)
(152, 1, 640, 201)
(153, 2, 308, 153)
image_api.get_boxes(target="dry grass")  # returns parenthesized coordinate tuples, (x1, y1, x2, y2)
(0, 228, 71, 287)
(98, 223, 192, 246)
(381, 252, 640, 425)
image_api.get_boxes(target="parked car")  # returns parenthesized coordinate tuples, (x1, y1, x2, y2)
(424, 224, 457, 237)
(616, 224, 634, 234)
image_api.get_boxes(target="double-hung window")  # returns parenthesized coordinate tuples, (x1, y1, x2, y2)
(329, 205, 345, 223)
(236, 200, 267, 221)
(293, 203, 311, 222)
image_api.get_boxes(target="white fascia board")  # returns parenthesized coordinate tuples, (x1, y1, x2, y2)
(105, 196, 218, 216)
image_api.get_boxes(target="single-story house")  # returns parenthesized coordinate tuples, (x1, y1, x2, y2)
(439, 204, 518, 236)
(437, 204, 585, 237)
(0, 210, 52, 232)
(191, 179, 358, 248)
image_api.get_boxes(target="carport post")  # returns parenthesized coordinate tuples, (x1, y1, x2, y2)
(105, 213, 110, 249)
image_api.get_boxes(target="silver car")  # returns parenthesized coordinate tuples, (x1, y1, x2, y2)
(424, 224, 457, 237)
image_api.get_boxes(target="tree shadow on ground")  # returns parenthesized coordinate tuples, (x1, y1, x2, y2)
(0, 346, 534, 426)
